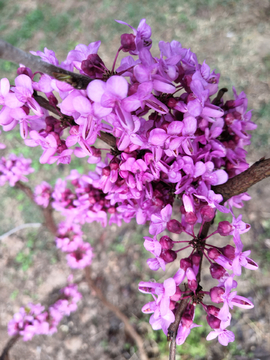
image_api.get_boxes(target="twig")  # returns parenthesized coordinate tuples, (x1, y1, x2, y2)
(212, 158, 270, 202)
(168, 297, 190, 360)
(0, 335, 20, 360)
(0, 39, 92, 89)
(0, 223, 41, 241)
(15, 181, 58, 236)
(84, 267, 148, 360)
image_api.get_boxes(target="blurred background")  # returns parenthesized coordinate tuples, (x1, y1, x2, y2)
(0, 0, 270, 359)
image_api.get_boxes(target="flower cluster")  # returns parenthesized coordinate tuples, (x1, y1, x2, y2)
(0, 18, 258, 347)
(8, 279, 81, 341)
(139, 207, 258, 346)
(0, 153, 34, 186)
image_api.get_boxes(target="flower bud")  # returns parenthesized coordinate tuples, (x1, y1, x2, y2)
(120, 33, 136, 52)
(191, 253, 201, 266)
(200, 205, 215, 222)
(220, 245, 235, 260)
(217, 221, 233, 236)
(208, 248, 221, 260)
(207, 314, 221, 329)
(167, 219, 183, 234)
(81, 54, 105, 77)
(210, 286, 225, 303)
(169, 300, 176, 310)
(102, 166, 111, 176)
(160, 249, 177, 263)
(206, 305, 220, 317)
(210, 263, 226, 279)
(159, 235, 174, 250)
(69, 125, 80, 136)
(167, 97, 178, 108)
(180, 257, 192, 271)
(185, 212, 197, 225)
(170, 287, 181, 302)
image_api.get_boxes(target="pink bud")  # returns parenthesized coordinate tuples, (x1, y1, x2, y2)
(160, 249, 177, 263)
(206, 305, 220, 317)
(210, 287, 225, 303)
(170, 287, 181, 302)
(208, 248, 220, 260)
(159, 235, 174, 250)
(120, 33, 136, 52)
(169, 300, 176, 311)
(210, 263, 226, 279)
(220, 245, 235, 260)
(167, 97, 177, 108)
(185, 212, 197, 225)
(102, 166, 110, 176)
(180, 257, 192, 271)
(186, 267, 197, 292)
(69, 125, 80, 136)
(167, 219, 183, 234)
(191, 253, 201, 266)
(207, 314, 221, 329)
(200, 205, 215, 222)
(217, 221, 233, 236)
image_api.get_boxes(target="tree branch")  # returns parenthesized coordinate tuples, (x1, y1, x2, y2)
(15, 181, 58, 236)
(212, 158, 270, 203)
(84, 267, 148, 360)
(0, 39, 92, 89)
(0, 335, 20, 360)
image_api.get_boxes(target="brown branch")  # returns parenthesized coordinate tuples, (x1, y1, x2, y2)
(168, 297, 190, 360)
(84, 267, 148, 360)
(0, 39, 92, 89)
(0, 335, 20, 360)
(15, 181, 58, 236)
(212, 158, 270, 203)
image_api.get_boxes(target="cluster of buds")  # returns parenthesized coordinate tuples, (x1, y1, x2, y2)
(0, 18, 258, 346)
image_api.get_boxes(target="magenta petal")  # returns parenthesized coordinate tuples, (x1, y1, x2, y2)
(183, 116, 197, 136)
(173, 268, 185, 285)
(66, 135, 78, 147)
(218, 330, 235, 346)
(149, 128, 169, 146)
(87, 80, 106, 102)
(40, 148, 56, 164)
(106, 75, 128, 100)
(187, 99, 202, 117)
(15, 74, 33, 91)
(0, 78, 10, 97)
(202, 104, 224, 118)
(206, 330, 219, 341)
(231, 295, 254, 309)
(167, 121, 183, 135)
(164, 278, 176, 297)
(146, 95, 169, 114)
(73, 96, 92, 114)
(152, 79, 175, 94)
(161, 204, 172, 222)
(160, 296, 170, 316)
(213, 170, 228, 185)
(121, 95, 141, 112)
(4, 93, 24, 108)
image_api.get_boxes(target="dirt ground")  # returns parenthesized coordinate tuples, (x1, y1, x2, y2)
(0, 1, 270, 359)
